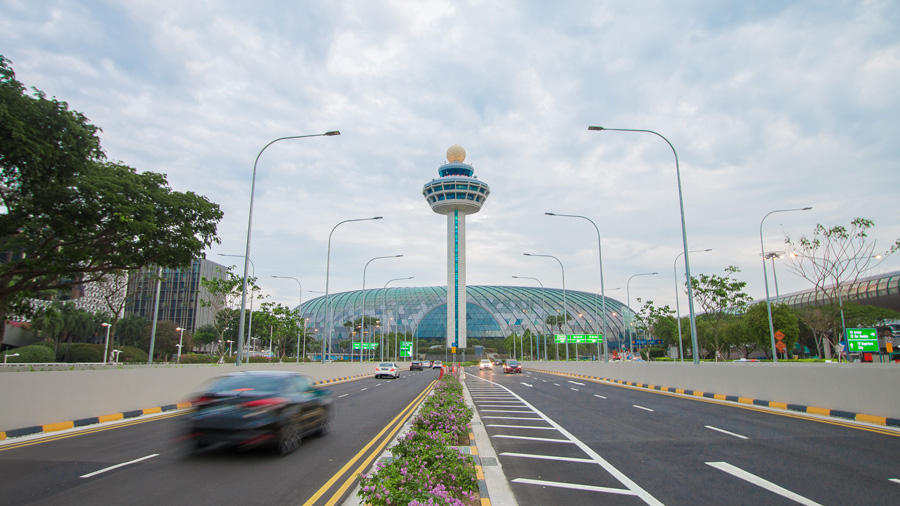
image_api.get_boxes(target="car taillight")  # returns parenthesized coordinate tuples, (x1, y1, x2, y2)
(242, 397, 287, 408)
(191, 395, 215, 406)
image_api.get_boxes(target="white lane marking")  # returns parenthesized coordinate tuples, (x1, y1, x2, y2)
(494, 435, 575, 443)
(480, 409, 534, 413)
(481, 416, 543, 420)
(890, 478, 900, 484)
(501, 452, 595, 464)
(81, 454, 159, 478)
(570, 388, 580, 392)
(478, 405, 528, 408)
(705, 425, 748, 439)
(521, 383, 533, 387)
(487, 425, 556, 430)
(466, 372, 663, 505)
(338, 394, 349, 398)
(375, 383, 382, 387)
(513, 478, 637, 496)
(633, 405, 654, 412)
(594, 394, 607, 399)
(568, 381, 585, 386)
(554, 383, 561, 386)
(360, 388, 368, 391)
(706, 462, 823, 505)
(542, 380, 548, 382)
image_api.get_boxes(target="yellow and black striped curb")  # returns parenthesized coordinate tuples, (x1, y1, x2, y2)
(469, 427, 492, 506)
(0, 373, 371, 441)
(531, 368, 900, 429)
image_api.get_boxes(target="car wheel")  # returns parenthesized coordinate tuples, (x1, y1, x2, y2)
(315, 413, 331, 437)
(277, 421, 302, 456)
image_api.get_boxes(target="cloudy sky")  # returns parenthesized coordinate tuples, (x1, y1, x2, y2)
(3, 0, 899, 315)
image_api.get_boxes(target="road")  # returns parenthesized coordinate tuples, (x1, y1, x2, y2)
(0, 368, 439, 506)
(466, 366, 900, 505)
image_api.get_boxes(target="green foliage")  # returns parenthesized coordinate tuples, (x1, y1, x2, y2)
(60, 343, 104, 362)
(2, 344, 55, 363)
(357, 372, 477, 505)
(177, 353, 218, 364)
(0, 56, 222, 339)
(743, 302, 800, 358)
(118, 346, 148, 363)
(691, 266, 752, 357)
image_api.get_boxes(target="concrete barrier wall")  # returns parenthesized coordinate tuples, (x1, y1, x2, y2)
(523, 361, 900, 420)
(0, 362, 382, 431)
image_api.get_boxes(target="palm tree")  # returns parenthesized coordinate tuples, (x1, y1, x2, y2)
(33, 305, 64, 349)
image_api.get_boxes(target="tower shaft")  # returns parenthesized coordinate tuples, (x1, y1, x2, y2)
(447, 210, 467, 349)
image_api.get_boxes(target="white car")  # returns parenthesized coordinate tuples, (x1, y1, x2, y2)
(432, 361, 443, 369)
(478, 359, 493, 370)
(374, 362, 401, 379)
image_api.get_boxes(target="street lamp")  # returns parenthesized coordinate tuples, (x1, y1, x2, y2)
(589, 126, 701, 363)
(524, 253, 569, 361)
(361, 255, 403, 362)
(760, 207, 812, 362)
(379, 276, 414, 361)
(324, 216, 383, 363)
(272, 276, 303, 363)
(762, 252, 786, 301)
(111, 350, 122, 364)
(101, 322, 112, 364)
(626, 272, 658, 357)
(3, 353, 19, 364)
(674, 249, 712, 362)
(237, 130, 340, 367)
(546, 212, 608, 362)
(512, 275, 547, 360)
(175, 326, 185, 363)
(220, 253, 256, 364)
(226, 340, 234, 356)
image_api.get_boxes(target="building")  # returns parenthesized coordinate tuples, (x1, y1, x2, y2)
(124, 258, 227, 333)
(300, 285, 636, 355)
(422, 145, 491, 350)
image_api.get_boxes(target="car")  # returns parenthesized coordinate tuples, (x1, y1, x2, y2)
(432, 360, 443, 369)
(493, 359, 502, 366)
(503, 360, 522, 374)
(410, 361, 424, 371)
(375, 362, 401, 379)
(184, 370, 332, 455)
(478, 359, 493, 370)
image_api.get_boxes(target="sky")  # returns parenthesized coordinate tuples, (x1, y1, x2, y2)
(3, 0, 899, 316)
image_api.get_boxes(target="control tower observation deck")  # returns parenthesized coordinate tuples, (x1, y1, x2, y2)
(422, 145, 491, 351)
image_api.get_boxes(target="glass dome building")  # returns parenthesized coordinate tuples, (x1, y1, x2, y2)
(299, 286, 634, 352)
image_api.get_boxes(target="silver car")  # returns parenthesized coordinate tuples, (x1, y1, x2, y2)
(374, 362, 401, 379)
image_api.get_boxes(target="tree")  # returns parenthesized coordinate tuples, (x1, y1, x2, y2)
(634, 298, 677, 347)
(690, 266, 753, 360)
(784, 217, 900, 357)
(116, 315, 147, 347)
(0, 56, 223, 339)
(840, 302, 900, 330)
(742, 302, 799, 359)
(91, 270, 130, 338)
(192, 324, 219, 352)
(199, 265, 257, 356)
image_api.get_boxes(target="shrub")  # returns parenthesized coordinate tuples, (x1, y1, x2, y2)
(118, 346, 149, 363)
(2, 344, 55, 363)
(177, 353, 218, 364)
(67, 343, 104, 362)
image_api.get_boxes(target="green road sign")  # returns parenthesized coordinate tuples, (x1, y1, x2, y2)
(352, 342, 378, 350)
(846, 328, 878, 352)
(399, 341, 413, 357)
(554, 334, 602, 344)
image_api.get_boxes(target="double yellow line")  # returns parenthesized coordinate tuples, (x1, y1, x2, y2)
(302, 379, 436, 506)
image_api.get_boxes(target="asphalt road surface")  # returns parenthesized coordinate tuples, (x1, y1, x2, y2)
(466, 366, 900, 506)
(0, 368, 439, 506)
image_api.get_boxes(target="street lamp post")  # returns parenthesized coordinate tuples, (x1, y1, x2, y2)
(237, 130, 340, 367)
(272, 276, 303, 363)
(220, 254, 256, 364)
(512, 275, 548, 360)
(589, 126, 701, 363)
(546, 212, 608, 362)
(361, 255, 403, 362)
(674, 249, 712, 362)
(101, 323, 111, 364)
(175, 326, 185, 363)
(524, 253, 569, 361)
(626, 272, 658, 357)
(4, 352, 19, 364)
(379, 276, 414, 361)
(760, 207, 812, 362)
(324, 217, 383, 363)
(762, 252, 786, 301)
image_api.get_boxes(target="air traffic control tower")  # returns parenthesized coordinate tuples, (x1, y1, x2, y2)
(423, 145, 491, 351)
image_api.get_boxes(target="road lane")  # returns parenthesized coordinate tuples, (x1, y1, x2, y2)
(0, 368, 439, 506)
(467, 367, 900, 505)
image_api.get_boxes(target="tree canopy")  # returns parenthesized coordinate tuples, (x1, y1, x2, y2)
(0, 56, 223, 333)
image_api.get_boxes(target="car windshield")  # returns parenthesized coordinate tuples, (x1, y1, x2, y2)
(507, 360, 518, 366)
(378, 363, 394, 367)
(206, 375, 284, 394)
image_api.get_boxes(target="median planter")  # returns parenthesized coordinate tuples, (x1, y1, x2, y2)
(357, 371, 478, 505)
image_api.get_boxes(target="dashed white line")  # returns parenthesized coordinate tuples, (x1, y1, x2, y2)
(521, 382, 533, 387)
(494, 435, 575, 443)
(481, 416, 543, 420)
(889, 478, 900, 485)
(570, 388, 580, 392)
(633, 405, 654, 412)
(594, 394, 607, 399)
(487, 425, 555, 430)
(554, 383, 561, 386)
(501, 452, 595, 464)
(512, 478, 638, 496)
(338, 394, 348, 398)
(568, 381, 585, 386)
(705, 425, 748, 439)
(706, 462, 822, 505)
(81, 454, 159, 478)
(360, 388, 368, 391)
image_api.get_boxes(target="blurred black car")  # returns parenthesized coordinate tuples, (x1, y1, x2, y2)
(184, 371, 332, 455)
(410, 361, 424, 371)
